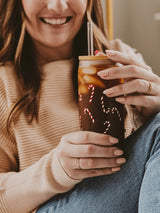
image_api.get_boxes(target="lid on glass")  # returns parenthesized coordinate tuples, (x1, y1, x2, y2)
(79, 56, 109, 60)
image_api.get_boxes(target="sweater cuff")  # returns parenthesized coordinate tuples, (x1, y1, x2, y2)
(51, 149, 81, 191)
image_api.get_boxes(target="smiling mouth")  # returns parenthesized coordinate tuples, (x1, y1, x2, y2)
(40, 17, 72, 25)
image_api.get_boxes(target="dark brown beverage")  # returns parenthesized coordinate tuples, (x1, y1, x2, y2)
(78, 55, 124, 140)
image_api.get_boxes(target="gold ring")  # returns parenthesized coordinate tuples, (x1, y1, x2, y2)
(146, 81, 152, 94)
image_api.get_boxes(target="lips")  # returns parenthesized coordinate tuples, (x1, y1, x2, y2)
(40, 16, 72, 25)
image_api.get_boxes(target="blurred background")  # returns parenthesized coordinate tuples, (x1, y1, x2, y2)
(101, 0, 160, 74)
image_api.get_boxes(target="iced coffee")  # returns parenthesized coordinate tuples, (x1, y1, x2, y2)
(78, 55, 124, 140)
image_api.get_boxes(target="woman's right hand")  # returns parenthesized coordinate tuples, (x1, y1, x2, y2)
(56, 131, 126, 180)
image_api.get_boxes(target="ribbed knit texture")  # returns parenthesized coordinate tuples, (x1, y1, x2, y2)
(0, 58, 144, 213)
(0, 59, 81, 213)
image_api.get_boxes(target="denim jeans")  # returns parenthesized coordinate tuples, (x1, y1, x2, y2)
(37, 113, 160, 213)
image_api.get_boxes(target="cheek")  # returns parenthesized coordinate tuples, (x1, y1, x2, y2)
(22, 0, 32, 16)
(22, 0, 40, 20)
(70, 0, 87, 17)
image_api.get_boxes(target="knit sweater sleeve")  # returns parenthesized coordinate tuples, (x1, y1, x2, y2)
(0, 67, 80, 213)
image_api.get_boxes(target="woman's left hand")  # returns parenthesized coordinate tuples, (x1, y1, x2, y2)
(97, 50, 160, 118)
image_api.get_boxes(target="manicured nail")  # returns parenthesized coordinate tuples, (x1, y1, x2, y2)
(97, 70, 108, 77)
(112, 167, 121, 172)
(114, 149, 124, 156)
(115, 97, 125, 103)
(109, 137, 118, 144)
(105, 50, 116, 56)
(95, 50, 100, 55)
(116, 158, 126, 164)
(95, 50, 106, 56)
(103, 88, 114, 96)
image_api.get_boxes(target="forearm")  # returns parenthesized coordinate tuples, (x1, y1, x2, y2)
(0, 149, 80, 213)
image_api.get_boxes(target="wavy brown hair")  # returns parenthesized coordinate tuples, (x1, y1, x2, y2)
(0, 0, 111, 130)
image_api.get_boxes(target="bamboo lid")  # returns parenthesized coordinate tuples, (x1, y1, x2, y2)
(79, 55, 109, 60)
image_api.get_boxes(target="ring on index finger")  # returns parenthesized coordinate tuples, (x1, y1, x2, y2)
(146, 81, 152, 94)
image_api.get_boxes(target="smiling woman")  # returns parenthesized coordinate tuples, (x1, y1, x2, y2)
(1, 0, 160, 213)
(22, 0, 87, 62)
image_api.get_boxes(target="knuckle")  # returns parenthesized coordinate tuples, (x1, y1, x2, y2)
(129, 56, 135, 64)
(115, 38, 122, 45)
(81, 158, 94, 169)
(153, 74, 160, 83)
(135, 79, 145, 88)
(99, 168, 110, 176)
(130, 65, 138, 74)
(110, 146, 116, 154)
(60, 135, 67, 145)
(57, 148, 65, 158)
(118, 85, 125, 94)
(88, 158, 95, 168)
(141, 96, 150, 105)
(151, 98, 157, 106)
(89, 168, 112, 177)
(146, 65, 152, 71)
(85, 145, 94, 155)
(90, 169, 99, 176)
(107, 70, 111, 78)
(104, 147, 112, 156)
(79, 131, 90, 142)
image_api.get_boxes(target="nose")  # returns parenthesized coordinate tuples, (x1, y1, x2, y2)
(47, 0, 68, 12)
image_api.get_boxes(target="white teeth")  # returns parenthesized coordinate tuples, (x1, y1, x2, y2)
(43, 18, 67, 25)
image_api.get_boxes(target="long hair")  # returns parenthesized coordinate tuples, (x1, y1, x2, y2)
(0, 0, 111, 129)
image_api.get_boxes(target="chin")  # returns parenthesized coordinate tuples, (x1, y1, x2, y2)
(43, 36, 72, 48)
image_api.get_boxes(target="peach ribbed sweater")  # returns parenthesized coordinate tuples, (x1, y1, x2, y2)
(0, 58, 140, 213)
(0, 59, 82, 213)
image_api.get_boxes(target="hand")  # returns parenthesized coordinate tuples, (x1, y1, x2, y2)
(97, 50, 160, 117)
(56, 131, 126, 180)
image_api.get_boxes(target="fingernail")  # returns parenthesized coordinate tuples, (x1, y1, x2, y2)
(95, 50, 106, 56)
(95, 50, 100, 55)
(97, 70, 108, 77)
(109, 138, 118, 144)
(105, 50, 116, 56)
(116, 158, 126, 164)
(103, 88, 114, 95)
(112, 167, 121, 172)
(114, 149, 124, 156)
(115, 97, 125, 103)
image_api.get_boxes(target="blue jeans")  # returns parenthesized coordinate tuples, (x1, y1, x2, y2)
(37, 113, 160, 213)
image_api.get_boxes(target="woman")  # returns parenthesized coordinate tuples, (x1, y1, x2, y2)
(0, 0, 160, 212)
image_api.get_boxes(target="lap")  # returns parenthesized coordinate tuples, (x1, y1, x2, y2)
(37, 113, 160, 213)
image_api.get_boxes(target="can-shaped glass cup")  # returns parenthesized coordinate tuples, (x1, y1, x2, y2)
(78, 55, 124, 140)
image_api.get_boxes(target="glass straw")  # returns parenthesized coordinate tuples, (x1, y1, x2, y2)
(87, 22, 94, 56)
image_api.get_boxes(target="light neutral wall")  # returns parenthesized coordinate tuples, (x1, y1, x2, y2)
(102, 0, 160, 74)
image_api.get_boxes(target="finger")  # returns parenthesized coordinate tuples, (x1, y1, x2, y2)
(59, 142, 123, 158)
(61, 131, 119, 146)
(103, 80, 158, 97)
(115, 95, 160, 110)
(95, 50, 106, 56)
(105, 50, 151, 70)
(59, 155, 125, 171)
(97, 65, 159, 83)
(78, 157, 126, 169)
(67, 167, 121, 180)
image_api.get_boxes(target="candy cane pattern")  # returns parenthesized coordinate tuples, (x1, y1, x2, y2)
(78, 92, 82, 102)
(104, 121, 111, 134)
(101, 96, 122, 121)
(88, 84, 95, 103)
(84, 108, 95, 124)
